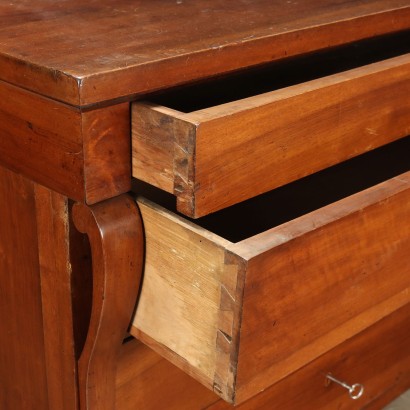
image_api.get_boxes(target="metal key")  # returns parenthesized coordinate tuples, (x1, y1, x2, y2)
(326, 373, 364, 400)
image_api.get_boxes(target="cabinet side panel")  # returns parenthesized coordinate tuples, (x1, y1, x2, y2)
(0, 166, 49, 409)
(35, 186, 79, 410)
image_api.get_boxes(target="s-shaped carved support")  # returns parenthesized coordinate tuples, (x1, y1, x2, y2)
(73, 194, 144, 410)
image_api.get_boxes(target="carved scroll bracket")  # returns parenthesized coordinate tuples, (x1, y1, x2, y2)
(72, 194, 144, 410)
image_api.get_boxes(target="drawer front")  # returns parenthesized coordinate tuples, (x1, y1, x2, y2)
(118, 303, 410, 410)
(132, 53, 410, 218)
(131, 171, 410, 404)
(207, 302, 410, 410)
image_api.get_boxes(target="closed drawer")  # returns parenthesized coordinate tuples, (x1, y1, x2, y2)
(207, 302, 410, 410)
(130, 140, 410, 404)
(118, 303, 410, 410)
(132, 32, 410, 217)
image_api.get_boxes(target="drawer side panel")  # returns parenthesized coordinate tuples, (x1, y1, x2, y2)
(131, 199, 244, 401)
(235, 177, 410, 402)
(193, 55, 410, 216)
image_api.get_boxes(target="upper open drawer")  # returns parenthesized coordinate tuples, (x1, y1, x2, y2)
(132, 32, 410, 218)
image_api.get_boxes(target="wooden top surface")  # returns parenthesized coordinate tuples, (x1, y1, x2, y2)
(0, 0, 409, 106)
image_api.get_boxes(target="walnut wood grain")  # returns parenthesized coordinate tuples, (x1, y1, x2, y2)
(133, 54, 410, 217)
(0, 79, 130, 204)
(131, 172, 410, 403)
(0, 1, 409, 105)
(72, 195, 144, 410)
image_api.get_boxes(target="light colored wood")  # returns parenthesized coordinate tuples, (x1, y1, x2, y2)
(131, 199, 242, 401)
(133, 54, 410, 217)
(131, 172, 410, 404)
(132, 105, 196, 195)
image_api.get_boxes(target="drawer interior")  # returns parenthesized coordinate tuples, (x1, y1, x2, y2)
(149, 30, 410, 113)
(133, 135, 410, 242)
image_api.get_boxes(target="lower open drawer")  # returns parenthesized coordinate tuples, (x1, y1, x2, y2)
(130, 139, 410, 404)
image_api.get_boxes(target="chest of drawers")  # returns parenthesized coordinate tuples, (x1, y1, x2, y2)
(0, 1, 409, 409)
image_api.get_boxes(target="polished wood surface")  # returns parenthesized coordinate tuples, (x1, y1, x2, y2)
(131, 171, 410, 403)
(81, 103, 131, 204)
(209, 302, 410, 410)
(0, 166, 49, 409)
(0, 79, 131, 204)
(0, 0, 409, 105)
(133, 53, 410, 217)
(119, 303, 410, 410)
(35, 186, 79, 410)
(0, 2, 408, 409)
(73, 195, 144, 410)
(0, 79, 83, 199)
(234, 173, 410, 403)
(0, 167, 80, 409)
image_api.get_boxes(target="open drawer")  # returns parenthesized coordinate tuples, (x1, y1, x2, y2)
(132, 32, 410, 217)
(119, 303, 410, 410)
(130, 139, 410, 404)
